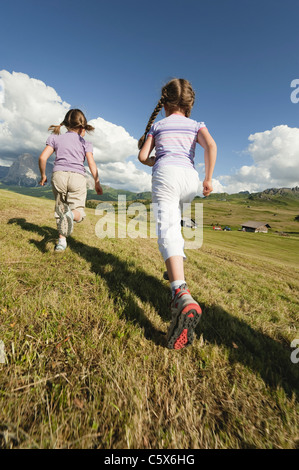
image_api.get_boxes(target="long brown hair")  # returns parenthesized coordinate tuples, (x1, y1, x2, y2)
(48, 109, 95, 135)
(138, 78, 195, 149)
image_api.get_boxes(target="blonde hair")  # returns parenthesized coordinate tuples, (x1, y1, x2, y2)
(138, 78, 195, 149)
(48, 109, 95, 135)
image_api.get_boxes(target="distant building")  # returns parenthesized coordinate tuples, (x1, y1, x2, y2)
(181, 217, 197, 228)
(241, 221, 271, 233)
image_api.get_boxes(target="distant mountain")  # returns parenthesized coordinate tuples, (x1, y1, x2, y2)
(251, 187, 299, 198)
(0, 153, 96, 189)
(0, 154, 298, 204)
(0, 166, 9, 179)
(201, 187, 299, 202)
(0, 154, 151, 201)
(1, 154, 53, 187)
(86, 186, 152, 202)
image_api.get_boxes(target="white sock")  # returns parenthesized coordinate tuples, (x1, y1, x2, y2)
(59, 237, 67, 246)
(170, 280, 185, 298)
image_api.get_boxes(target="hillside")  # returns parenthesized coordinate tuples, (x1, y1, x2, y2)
(0, 181, 151, 202)
(0, 187, 298, 449)
(1, 154, 54, 187)
(1, 180, 298, 235)
(198, 190, 299, 234)
(0, 153, 298, 206)
(0, 153, 152, 201)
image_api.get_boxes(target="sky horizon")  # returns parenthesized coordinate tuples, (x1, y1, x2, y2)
(0, 0, 299, 194)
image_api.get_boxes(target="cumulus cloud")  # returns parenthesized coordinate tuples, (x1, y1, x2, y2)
(1, 70, 298, 195)
(0, 70, 148, 192)
(217, 125, 299, 193)
(0, 70, 70, 157)
(88, 117, 138, 163)
(97, 161, 152, 192)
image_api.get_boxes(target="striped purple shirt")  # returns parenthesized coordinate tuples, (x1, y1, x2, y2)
(46, 131, 93, 176)
(148, 114, 206, 172)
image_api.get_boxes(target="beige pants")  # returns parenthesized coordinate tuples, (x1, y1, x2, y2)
(51, 171, 87, 220)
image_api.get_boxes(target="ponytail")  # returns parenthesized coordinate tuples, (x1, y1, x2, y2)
(48, 109, 95, 135)
(48, 121, 95, 135)
(48, 124, 63, 135)
(138, 95, 165, 150)
(84, 123, 95, 133)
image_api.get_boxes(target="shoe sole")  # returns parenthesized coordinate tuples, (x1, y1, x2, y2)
(57, 215, 73, 237)
(54, 245, 67, 252)
(56, 203, 73, 237)
(167, 303, 202, 350)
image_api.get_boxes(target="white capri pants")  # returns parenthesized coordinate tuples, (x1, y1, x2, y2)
(152, 165, 200, 262)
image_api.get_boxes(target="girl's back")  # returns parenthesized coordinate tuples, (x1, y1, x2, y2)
(148, 114, 206, 170)
(47, 131, 93, 175)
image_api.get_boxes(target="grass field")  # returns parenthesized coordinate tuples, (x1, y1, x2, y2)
(0, 188, 298, 449)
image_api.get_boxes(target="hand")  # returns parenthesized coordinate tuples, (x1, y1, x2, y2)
(95, 181, 103, 195)
(145, 156, 156, 167)
(203, 179, 213, 197)
(39, 175, 47, 186)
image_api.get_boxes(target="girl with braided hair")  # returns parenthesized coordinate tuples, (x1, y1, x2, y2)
(39, 109, 103, 252)
(138, 78, 217, 350)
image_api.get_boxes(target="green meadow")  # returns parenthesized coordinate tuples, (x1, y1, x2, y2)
(0, 187, 298, 449)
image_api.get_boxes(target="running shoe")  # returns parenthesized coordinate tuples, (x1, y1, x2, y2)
(166, 283, 202, 350)
(54, 239, 67, 252)
(56, 203, 74, 237)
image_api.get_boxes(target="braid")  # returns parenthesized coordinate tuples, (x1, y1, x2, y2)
(138, 96, 165, 149)
(137, 78, 195, 150)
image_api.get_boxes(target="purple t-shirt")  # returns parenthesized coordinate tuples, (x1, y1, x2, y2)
(46, 131, 93, 176)
(148, 114, 206, 172)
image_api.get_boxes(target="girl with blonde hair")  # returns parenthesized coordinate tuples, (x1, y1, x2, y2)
(138, 78, 217, 349)
(39, 109, 103, 251)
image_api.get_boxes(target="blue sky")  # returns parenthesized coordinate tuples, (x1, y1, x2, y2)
(0, 0, 299, 193)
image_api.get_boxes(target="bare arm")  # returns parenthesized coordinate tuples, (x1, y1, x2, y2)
(38, 146, 54, 185)
(138, 136, 156, 167)
(197, 128, 217, 196)
(85, 152, 103, 195)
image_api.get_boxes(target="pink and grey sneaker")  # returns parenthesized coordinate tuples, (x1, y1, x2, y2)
(166, 284, 202, 350)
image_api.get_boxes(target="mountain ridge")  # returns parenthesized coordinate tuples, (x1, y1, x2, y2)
(0, 153, 298, 202)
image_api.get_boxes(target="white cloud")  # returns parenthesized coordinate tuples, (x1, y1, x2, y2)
(0, 158, 12, 167)
(88, 117, 138, 163)
(0, 79, 4, 105)
(217, 125, 299, 193)
(1, 70, 298, 195)
(0, 70, 148, 192)
(96, 161, 152, 192)
(0, 70, 70, 157)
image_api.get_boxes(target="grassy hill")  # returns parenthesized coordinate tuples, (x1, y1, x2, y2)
(1, 181, 298, 233)
(198, 190, 299, 234)
(0, 187, 298, 449)
(0, 182, 151, 202)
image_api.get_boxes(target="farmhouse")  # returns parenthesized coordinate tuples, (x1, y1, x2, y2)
(241, 221, 271, 233)
(181, 217, 197, 228)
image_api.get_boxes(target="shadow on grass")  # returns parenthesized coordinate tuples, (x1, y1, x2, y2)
(8, 218, 299, 400)
(200, 305, 299, 400)
(8, 218, 170, 347)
